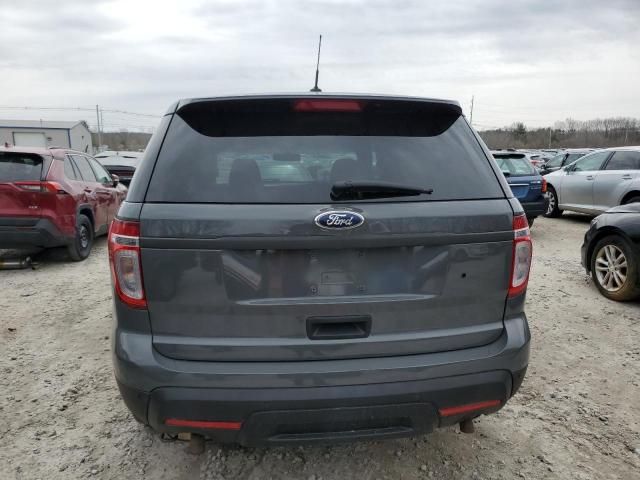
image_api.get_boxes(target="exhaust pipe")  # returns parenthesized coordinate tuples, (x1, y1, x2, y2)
(188, 433, 205, 455)
(459, 418, 475, 434)
(0, 257, 34, 270)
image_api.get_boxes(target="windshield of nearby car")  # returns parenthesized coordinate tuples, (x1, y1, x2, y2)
(545, 154, 564, 168)
(493, 154, 536, 176)
(0, 152, 44, 181)
(565, 153, 587, 164)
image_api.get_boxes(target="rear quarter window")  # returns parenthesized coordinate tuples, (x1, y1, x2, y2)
(605, 151, 640, 170)
(146, 98, 505, 204)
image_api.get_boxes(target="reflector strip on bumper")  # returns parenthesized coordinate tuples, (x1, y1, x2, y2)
(438, 399, 501, 417)
(164, 418, 242, 430)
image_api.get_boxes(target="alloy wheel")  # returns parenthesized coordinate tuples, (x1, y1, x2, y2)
(594, 244, 627, 292)
(546, 191, 556, 215)
(80, 225, 90, 249)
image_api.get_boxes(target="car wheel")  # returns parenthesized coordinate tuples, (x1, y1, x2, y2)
(544, 186, 562, 218)
(527, 217, 535, 227)
(590, 235, 640, 301)
(67, 214, 94, 261)
(623, 195, 640, 205)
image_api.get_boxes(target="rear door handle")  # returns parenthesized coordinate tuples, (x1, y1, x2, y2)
(622, 174, 633, 180)
(586, 175, 594, 181)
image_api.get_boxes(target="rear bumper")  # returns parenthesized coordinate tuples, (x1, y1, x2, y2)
(0, 217, 72, 248)
(113, 313, 530, 445)
(521, 196, 549, 218)
(118, 369, 523, 446)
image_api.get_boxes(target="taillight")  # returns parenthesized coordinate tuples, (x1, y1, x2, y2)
(15, 181, 66, 193)
(293, 99, 363, 112)
(508, 213, 532, 298)
(541, 178, 547, 193)
(108, 219, 146, 308)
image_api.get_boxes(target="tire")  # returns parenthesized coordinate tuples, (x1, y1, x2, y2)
(67, 214, 94, 261)
(590, 235, 640, 301)
(527, 217, 535, 227)
(623, 195, 640, 205)
(544, 186, 562, 218)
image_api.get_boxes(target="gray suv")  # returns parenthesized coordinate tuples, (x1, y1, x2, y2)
(109, 94, 531, 446)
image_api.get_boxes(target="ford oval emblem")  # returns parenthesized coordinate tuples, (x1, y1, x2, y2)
(314, 211, 365, 230)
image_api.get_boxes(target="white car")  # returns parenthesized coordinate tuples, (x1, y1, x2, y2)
(544, 147, 640, 217)
(94, 150, 143, 186)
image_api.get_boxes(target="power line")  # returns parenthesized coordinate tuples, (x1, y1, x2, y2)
(0, 105, 161, 118)
(101, 109, 160, 118)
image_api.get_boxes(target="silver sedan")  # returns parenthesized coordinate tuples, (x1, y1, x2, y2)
(544, 147, 640, 217)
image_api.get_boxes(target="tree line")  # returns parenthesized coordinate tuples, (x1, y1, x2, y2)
(479, 117, 640, 149)
(91, 116, 640, 152)
(91, 131, 151, 152)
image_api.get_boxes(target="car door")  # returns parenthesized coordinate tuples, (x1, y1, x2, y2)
(71, 154, 109, 233)
(593, 150, 640, 211)
(559, 151, 610, 212)
(87, 156, 119, 224)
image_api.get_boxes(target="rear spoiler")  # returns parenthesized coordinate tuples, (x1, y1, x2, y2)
(176, 93, 462, 113)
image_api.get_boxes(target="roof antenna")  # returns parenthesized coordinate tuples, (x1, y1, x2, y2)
(310, 35, 322, 92)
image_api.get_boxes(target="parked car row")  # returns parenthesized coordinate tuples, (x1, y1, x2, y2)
(494, 148, 598, 176)
(0, 146, 127, 260)
(538, 148, 595, 175)
(492, 146, 640, 302)
(540, 146, 640, 302)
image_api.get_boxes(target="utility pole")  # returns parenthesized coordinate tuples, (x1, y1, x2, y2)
(95, 105, 102, 150)
(469, 95, 474, 126)
(548, 127, 552, 148)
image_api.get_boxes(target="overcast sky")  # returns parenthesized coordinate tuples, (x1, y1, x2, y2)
(1, 0, 639, 131)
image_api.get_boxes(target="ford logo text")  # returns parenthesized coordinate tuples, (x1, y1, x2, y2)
(314, 211, 365, 230)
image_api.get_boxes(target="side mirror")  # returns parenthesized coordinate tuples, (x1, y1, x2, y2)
(111, 174, 120, 186)
(562, 165, 572, 172)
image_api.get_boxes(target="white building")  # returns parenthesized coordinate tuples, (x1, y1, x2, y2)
(0, 119, 93, 153)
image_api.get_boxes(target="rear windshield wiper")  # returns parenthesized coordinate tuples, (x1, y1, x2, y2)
(330, 181, 434, 201)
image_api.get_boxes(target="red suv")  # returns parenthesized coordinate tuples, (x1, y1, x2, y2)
(0, 146, 127, 260)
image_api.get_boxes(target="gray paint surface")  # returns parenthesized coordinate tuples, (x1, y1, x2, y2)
(139, 200, 515, 361)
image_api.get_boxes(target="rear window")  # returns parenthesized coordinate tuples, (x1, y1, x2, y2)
(0, 152, 44, 181)
(493, 154, 536, 176)
(146, 98, 504, 203)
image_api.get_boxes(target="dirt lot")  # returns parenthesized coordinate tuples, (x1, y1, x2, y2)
(1, 214, 639, 479)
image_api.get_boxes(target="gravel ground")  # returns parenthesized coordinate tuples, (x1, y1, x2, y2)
(1, 214, 639, 479)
